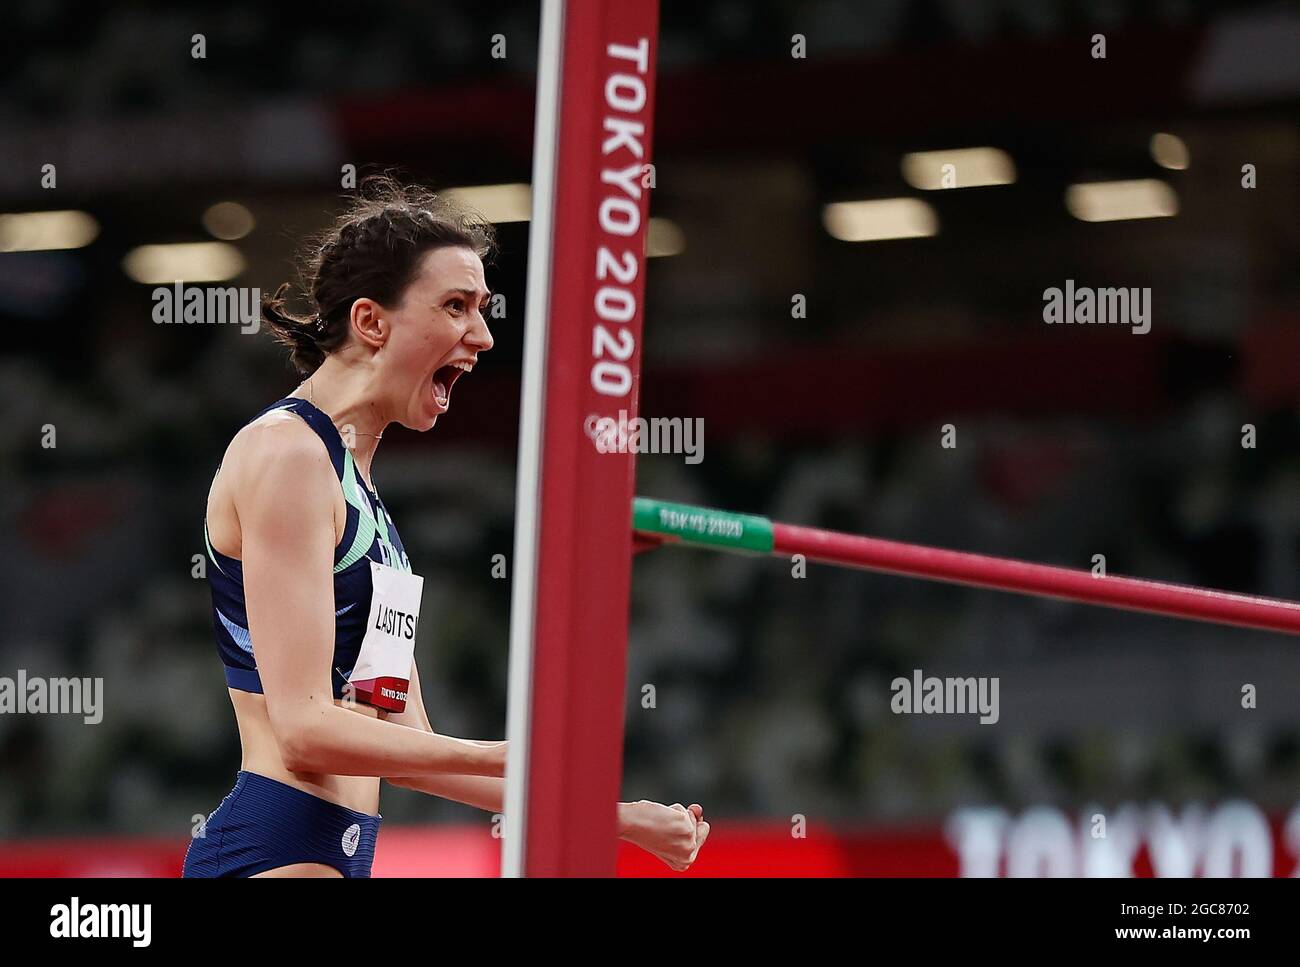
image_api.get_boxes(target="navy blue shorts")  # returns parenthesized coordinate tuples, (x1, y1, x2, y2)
(183, 771, 382, 878)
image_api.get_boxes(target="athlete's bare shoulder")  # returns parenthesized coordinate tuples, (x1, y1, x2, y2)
(216, 405, 338, 513)
(207, 405, 340, 558)
(223, 405, 327, 473)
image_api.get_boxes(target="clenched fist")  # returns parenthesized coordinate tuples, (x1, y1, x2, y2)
(618, 800, 710, 872)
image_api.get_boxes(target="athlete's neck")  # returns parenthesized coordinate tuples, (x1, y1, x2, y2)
(293, 355, 388, 485)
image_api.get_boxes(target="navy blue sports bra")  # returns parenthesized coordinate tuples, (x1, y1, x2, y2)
(205, 397, 412, 699)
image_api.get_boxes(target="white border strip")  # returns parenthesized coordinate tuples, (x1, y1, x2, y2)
(501, 0, 565, 878)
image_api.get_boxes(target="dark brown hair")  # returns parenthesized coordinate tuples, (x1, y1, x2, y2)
(264, 175, 496, 375)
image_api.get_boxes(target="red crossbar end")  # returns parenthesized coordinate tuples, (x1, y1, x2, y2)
(632, 531, 672, 555)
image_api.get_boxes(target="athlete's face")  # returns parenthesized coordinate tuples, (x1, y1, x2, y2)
(382, 245, 493, 431)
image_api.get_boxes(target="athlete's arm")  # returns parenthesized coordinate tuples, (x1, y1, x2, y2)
(238, 418, 505, 779)
(386, 665, 710, 869)
(385, 663, 503, 810)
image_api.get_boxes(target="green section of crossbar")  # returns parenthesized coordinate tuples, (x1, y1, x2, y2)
(633, 497, 774, 553)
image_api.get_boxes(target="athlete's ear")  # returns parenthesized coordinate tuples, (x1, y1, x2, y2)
(348, 298, 388, 349)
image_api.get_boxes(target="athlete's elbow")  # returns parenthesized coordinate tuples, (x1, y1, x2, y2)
(269, 703, 330, 772)
(278, 730, 321, 773)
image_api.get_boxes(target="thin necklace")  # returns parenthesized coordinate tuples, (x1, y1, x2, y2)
(307, 377, 383, 440)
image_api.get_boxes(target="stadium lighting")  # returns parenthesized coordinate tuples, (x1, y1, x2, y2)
(122, 242, 245, 283)
(901, 147, 1017, 190)
(646, 217, 685, 257)
(0, 209, 100, 252)
(1065, 179, 1179, 222)
(445, 183, 532, 224)
(1150, 132, 1190, 170)
(202, 201, 256, 240)
(822, 198, 938, 242)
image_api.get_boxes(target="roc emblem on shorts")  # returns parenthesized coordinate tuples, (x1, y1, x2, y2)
(342, 822, 362, 857)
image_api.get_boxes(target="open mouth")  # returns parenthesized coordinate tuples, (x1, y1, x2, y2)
(431, 360, 472, 408)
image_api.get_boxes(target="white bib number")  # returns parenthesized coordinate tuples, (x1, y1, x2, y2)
(349, 561, 424, 712)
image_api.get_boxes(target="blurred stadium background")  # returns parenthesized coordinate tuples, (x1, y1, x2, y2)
(1, 0, 1299, 875)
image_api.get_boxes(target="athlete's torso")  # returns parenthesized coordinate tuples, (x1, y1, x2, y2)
(204, 396, 414, 812)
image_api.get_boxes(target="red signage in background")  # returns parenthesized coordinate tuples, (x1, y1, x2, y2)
(4, 802, 1299, 877)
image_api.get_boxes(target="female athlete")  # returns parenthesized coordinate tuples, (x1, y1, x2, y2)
(183, 178, 709, 877)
